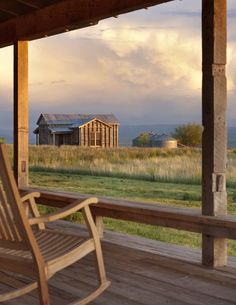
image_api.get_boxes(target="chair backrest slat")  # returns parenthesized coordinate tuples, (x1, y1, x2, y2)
(0, 193, 10, 240)
(0, 186, 22, 242)
(0, 144, 44, 265)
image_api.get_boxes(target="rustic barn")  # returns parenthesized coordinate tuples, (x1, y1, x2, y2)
(34, 114, 119, 147)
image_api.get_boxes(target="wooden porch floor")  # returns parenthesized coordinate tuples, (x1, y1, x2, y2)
(1, 221, 236, 305)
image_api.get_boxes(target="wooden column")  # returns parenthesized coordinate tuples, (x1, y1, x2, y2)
(106, 127, 109, 148)
(116, 125, 119, 147)
(78, 129, 81, 146)
(110, 128, 113, 148)
(202, 0, 227, 267)
(14, 41, 29, 188)
(101, 125, 105, 148)
(80, 127, 84, 146)
(85, 125, 88, 146)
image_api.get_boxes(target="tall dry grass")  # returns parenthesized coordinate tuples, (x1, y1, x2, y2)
(30, 145, 201, 184)
(6, 145, 236, 186)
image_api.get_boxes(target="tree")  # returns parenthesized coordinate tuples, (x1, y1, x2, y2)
(133, 132, 151, 147)
(0, 137, 5, 144)
(172, 123, 203, 147)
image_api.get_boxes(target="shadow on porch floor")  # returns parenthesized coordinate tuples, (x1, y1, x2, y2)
(1, 221, 236, 305)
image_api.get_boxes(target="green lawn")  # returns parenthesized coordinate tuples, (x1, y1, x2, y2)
(30, 171, 236, 256)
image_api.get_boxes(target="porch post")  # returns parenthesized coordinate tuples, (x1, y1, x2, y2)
(202, 0, 227, 267)
(14, 41, 29, 188)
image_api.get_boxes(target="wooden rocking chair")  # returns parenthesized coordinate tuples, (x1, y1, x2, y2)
(0, 144, 110, 305)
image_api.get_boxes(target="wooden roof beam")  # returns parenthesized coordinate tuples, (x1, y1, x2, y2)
(0, 0, 32, 17)
(15, 0, 60, 9)
(0, 0, 174, 48)
(15, 0, 44, 9)
(0, 11, 13, 22)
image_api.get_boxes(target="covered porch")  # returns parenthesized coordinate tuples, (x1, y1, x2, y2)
(1, 219, 236, 305)
(0, 0, 236, 304)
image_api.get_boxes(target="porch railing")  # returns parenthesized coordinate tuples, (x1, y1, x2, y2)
(21, 187, 236, 265)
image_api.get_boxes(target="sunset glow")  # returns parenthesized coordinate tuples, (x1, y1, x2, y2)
(0, 0, 235, 133)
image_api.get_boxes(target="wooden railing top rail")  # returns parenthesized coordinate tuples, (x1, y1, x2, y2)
(20, 187, 236, 240)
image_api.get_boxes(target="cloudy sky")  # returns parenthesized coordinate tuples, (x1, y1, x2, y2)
(0, 0, 236, 136)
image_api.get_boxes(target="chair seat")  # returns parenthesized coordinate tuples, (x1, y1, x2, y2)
(35, 229, 88, 262)
(0, 229, 92, 271)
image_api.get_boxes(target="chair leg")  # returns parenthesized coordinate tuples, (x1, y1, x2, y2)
(38, 272, 50, 305)
(94, 238, 108, 285)
(83, 206, 108, 285)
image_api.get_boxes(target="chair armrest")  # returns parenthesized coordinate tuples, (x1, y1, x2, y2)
(29, 197, 98, 225)
(21, 192, 40, 203)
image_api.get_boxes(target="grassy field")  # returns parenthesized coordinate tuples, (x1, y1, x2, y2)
(7, 144, 236, 255)
(26, 145, 236, 187)
(6, 144, 236, 185)
(30, 169, 236, 256)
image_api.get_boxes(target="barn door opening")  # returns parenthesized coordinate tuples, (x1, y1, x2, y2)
(58, 134, 64, 146)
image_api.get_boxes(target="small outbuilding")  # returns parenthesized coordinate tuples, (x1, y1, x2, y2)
(34, 113, 119, 147)
(150, 134, 177, 148)
(132, 132, 177, 149)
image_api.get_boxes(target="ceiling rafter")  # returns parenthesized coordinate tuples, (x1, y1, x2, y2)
(0, 11, 11, 22)
(15, 0, 44, 9)
(0, 0, 33, 16)
(15, 0, 60, 9)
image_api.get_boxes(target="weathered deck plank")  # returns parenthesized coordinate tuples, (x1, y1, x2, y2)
(1, 221, 236, 305)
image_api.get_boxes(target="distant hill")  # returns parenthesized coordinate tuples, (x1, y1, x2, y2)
(1, 124, 236, 148)
(0, 129, 13, 144)
(119, 124, 178, 147)
(120, 125, 236, 148)
(228, 127, 236, 148)
(0, 128, 35, 144)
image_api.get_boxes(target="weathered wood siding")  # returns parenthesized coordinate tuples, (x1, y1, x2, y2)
(71, 129, 79, 145)
(38, 125, 52, 145)
(78, 120, 118, 148)
(54, 134, 72, 146)
(37, 120, 119, 147)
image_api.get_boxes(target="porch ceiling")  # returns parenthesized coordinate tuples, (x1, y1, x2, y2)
(0, 0, 174, 48)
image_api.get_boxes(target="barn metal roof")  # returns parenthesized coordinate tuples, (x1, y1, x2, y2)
(71, 118, 112, 128)
(0, 0, 173, 48)
(37, 113, 119, 125)
(150, 133, 176, 142)
(49, 127, 72, 134)
(34, 114, 116, 134)
(132, 133, 176, 142)
(70, 118, 93, 128)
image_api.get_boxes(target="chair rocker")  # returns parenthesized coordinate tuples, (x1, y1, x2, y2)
(0, 144, 110, 305)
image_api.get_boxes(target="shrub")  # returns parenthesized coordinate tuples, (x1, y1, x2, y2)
(133, 132, 151, 147)
(172, 123, 203, 147)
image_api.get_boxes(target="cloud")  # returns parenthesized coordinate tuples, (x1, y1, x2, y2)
(0, 0, 236, 130)
(0, 46, 13, 87)
(99, 26, 202, 93)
